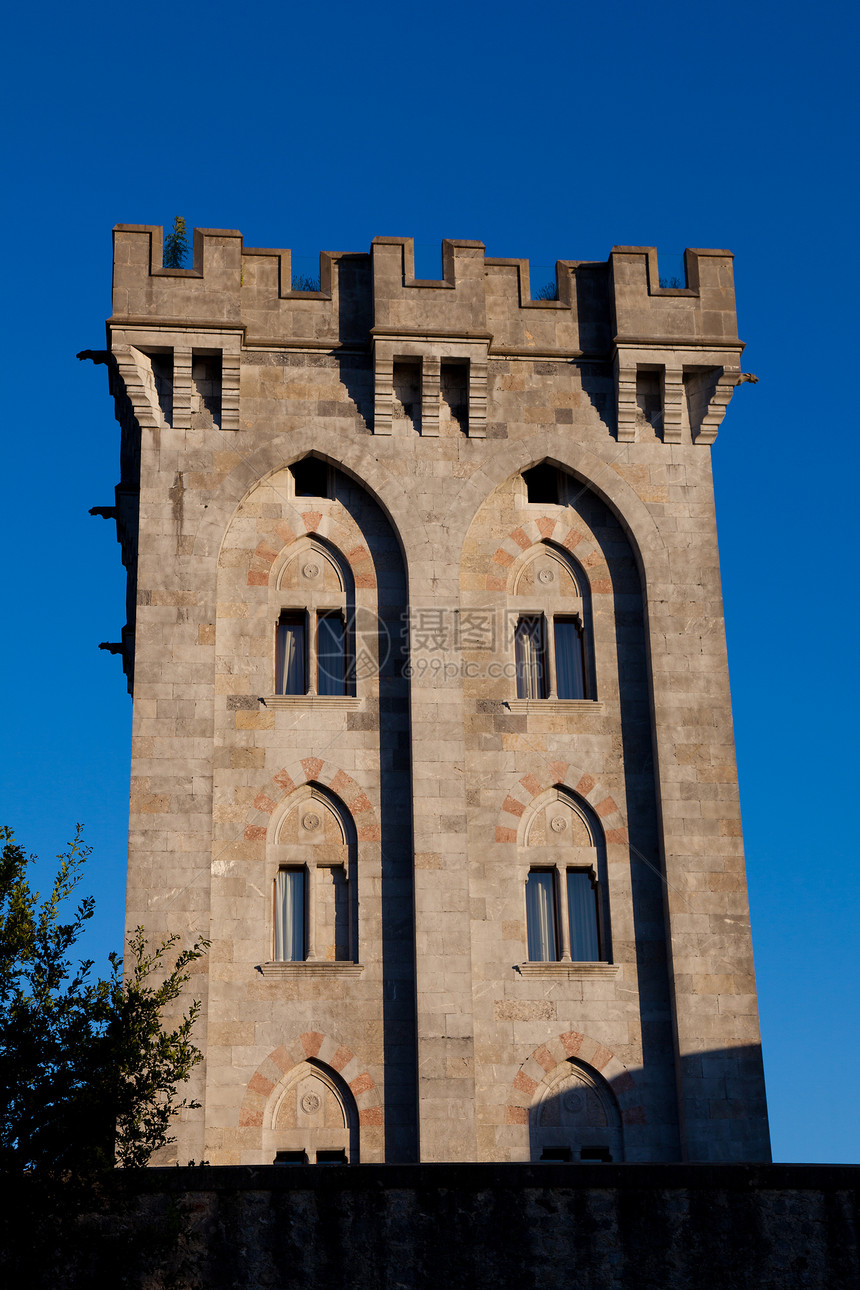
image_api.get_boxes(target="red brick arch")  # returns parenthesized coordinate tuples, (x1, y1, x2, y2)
(244, 759, 380, 844)
(505, 1032, 645, 1127)
(238, 1032, 382, 1130)
(486, 516, 611, 594)
(496, 766, 627, 846)
(244, 511, 376, 590)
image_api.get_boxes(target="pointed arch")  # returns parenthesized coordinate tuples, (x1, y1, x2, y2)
(486, 515, 612, 596)
(243, 761, 380, 845)
(239, 1032, 383, 1142)
(496, 766, 627, 847)
(505, 1032, 644, 1136)
(510, 538, 586, 598)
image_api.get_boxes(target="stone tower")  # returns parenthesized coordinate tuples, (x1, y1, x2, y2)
(95, 226, 769, 1165)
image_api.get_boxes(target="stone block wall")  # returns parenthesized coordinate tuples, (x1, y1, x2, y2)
(101, 227, 768, 1165)
(8, 1165, 859, 1289)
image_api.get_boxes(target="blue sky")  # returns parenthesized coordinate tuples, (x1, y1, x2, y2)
(1, 0, 857, 1163)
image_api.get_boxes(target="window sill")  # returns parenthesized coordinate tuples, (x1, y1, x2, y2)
(516, 961, 619, 978)
(258, 961, 364, 978)
(264, 696, 362, 710)
(506, 700, 604, 714)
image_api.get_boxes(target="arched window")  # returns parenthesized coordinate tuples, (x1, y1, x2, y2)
(275, 539, 355, 696)
(270, 786, 357, 964)
(531, 1058, 624, 1163)
(509, 544, 593, 701)
(272, 1058, 359, 1164)
(520, 789, 608, 964)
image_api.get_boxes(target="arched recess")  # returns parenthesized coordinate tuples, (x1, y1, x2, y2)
(505, 1032, 645, 1163)
(210, 454, 418, 1160)
(239, 1032, 384, 1164)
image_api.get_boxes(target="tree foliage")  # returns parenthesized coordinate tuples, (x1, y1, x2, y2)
(0, 826, 207, 1178)
(163, 215, 189, 269)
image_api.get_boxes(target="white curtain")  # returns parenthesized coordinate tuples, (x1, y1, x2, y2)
(554, 618, 586, 700)
(526, 871, 556, 961)
(274, 869, 304, 961)
(317, 614, 346, 696)
(515, 617, 546, 699)
(567, 871, 599, 960)
(277, 620, 306, 694)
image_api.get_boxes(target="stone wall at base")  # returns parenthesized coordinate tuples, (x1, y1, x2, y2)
(10, 1163, 860, 1289)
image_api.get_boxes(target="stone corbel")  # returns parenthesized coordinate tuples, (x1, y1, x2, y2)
(172, 348, 193, 430)
(114, 345, 166, 431)
(372, 348, 394, 435)
(372, 335, 489, 437)
(421, 355, 441, 437)
(221, 353, 241, 431)
(469, 356, 488, 439)
(614, 353, 638, 442)
(662, 365, 684, 444)
(687, 366, 739, 445)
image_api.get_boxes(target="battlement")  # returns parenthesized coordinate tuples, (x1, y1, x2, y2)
(111, 226, 740, 357)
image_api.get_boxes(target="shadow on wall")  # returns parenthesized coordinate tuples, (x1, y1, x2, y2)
(332, 467, 418, 1162)
(529, 1043, 770, 1164)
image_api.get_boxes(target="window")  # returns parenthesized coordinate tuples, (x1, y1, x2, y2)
(274, 1150, 308, 1164)
(515, 613, 588, 700)
(317, 613, 347, 696)
(276, 613, 307, 694)
(276, 611, 351, 697)
(525, 865, 603, 963)
(523, 463, 560, 504)
(316, 1149, 348, 1164)
(509, 543, 594, 701)
(567, 870, 600, 960)
(525, 870, 557, 961)
(554, 617, 586, 700)
(515, 616, 547, 699)
(274, 868, 305, 961)
(290, 457, 331, 497)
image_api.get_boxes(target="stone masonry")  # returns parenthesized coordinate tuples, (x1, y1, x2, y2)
(95, 226, 770, 1165)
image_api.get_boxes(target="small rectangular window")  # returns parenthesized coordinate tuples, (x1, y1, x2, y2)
(291, 458, 330, 497)
(540, 1146, 572, 1162)
(316, 1149, 347, 1164)
(317, 613, 347, 696)
(274, 868, 305, 962)
(523, 464, 559, 504)
(567, 870, 600, 961)
(276, 614, 307, 694)
(515, 616, 547, 699)
(554, 617, 586, 700)
(526, 870, 557, 961)
(274, 1150, 308, 1164)
(580, 1147, 612, 1162)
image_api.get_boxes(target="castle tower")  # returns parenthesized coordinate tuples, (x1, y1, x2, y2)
(96, 226, 769, 1164)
